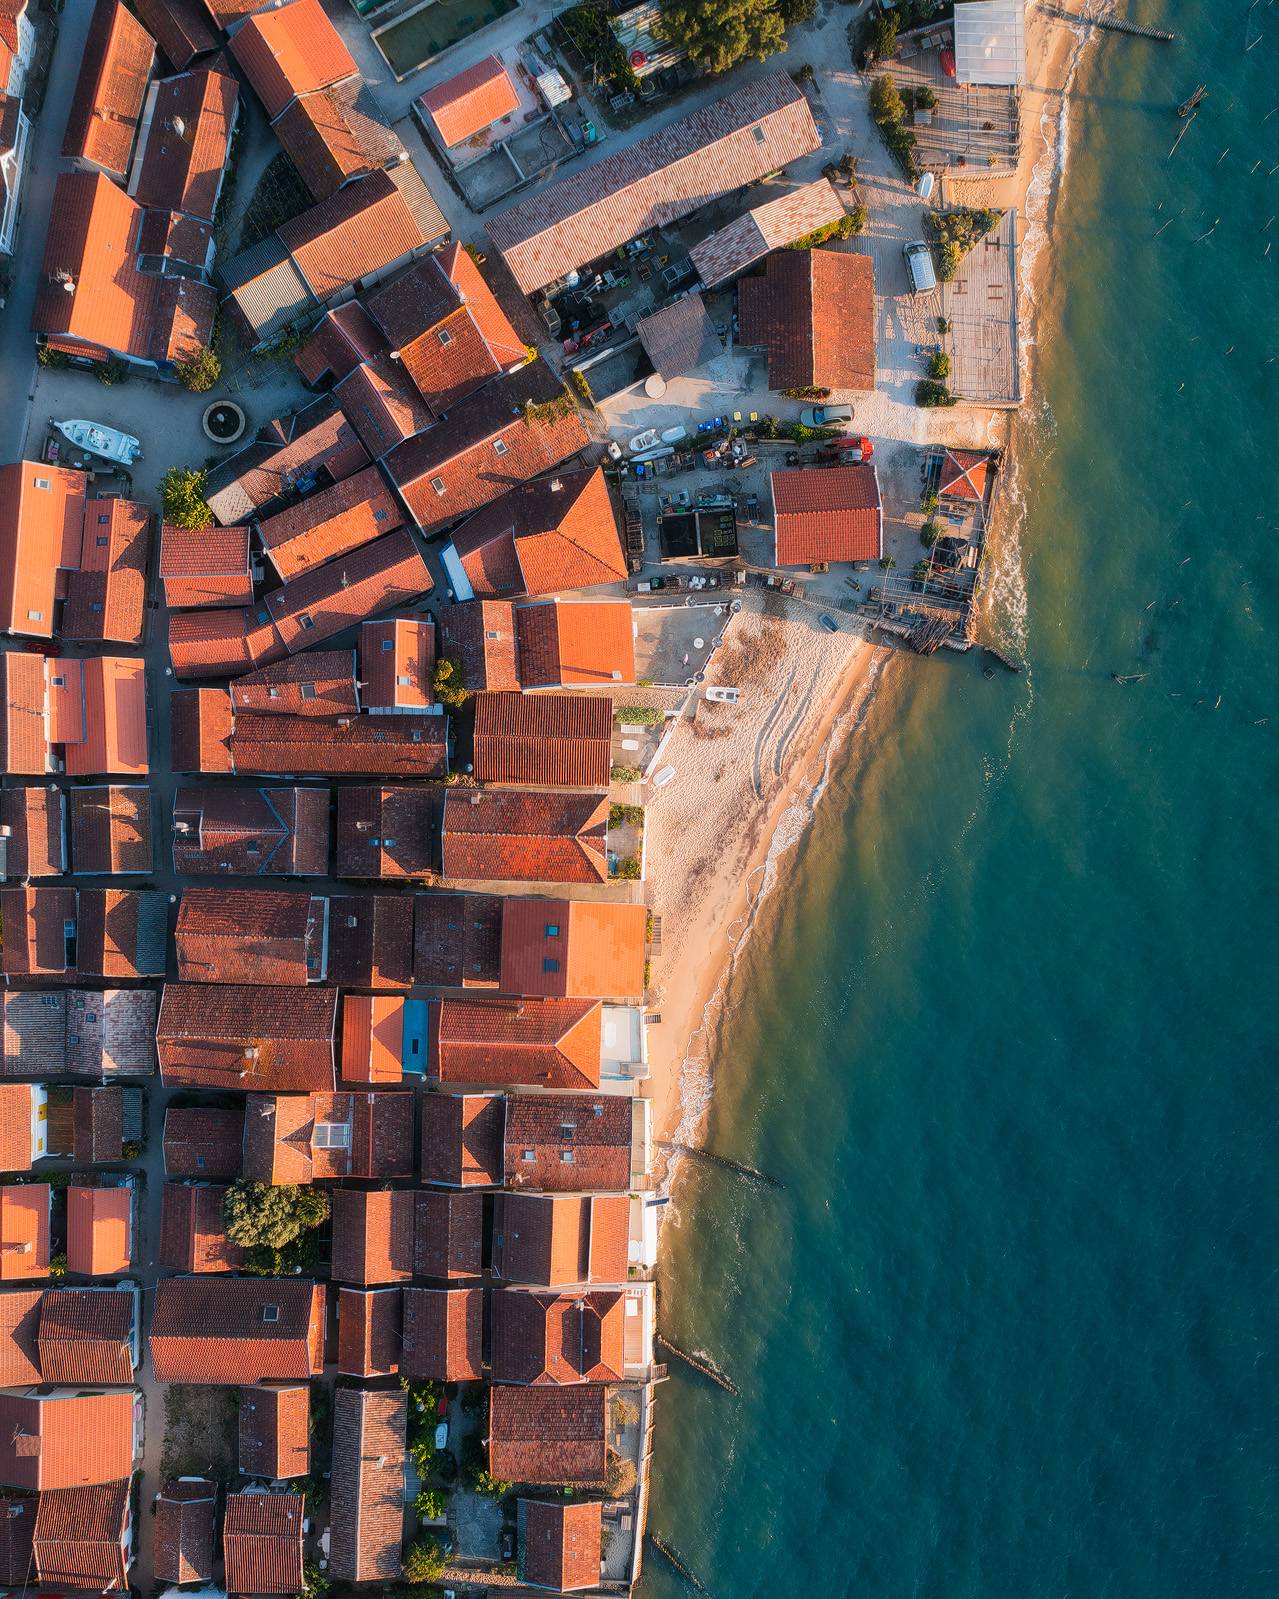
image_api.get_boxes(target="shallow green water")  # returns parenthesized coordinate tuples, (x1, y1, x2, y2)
(643, 8, 1279, 1595)
(374, 0, 519, 80)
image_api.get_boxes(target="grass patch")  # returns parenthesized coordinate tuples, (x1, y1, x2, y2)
(161, 1386, 239, 1481)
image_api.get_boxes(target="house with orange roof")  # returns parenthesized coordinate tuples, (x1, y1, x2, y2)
(150, 1278, 326, 1384)
(400, 1285, 483, 1382)
(492, 1192, 630, 1288)
(937, 446, 992, 505)
(229, 0, 356, 123)
(416, 54, 521, 153)
(222, 1491, 304, 1596)
(491, 1288, 624, 1385)
(0, 1183, 49, 1279)
(330, 1188, 415, 1285)
(242, 1090, 415, 1183)
(129, 0, 216, 73)
(158, 1182, 247, 1272)
(487, 1386, 606, 1487)
(339, 994, 426, 1083)
(498, 899, 646, 1001)
(513, 599, 634, 689)
(273, 79, 407, 204)
(205, 395, 369, 525)
(0, 652, 148, 775)
(0, 1388, 138, 1488)
(62, 0, 155, 182)
(0, 786, 68, 877)
(256, 464, 403, 582)
(66, 1182, 134, 1277)
(440, 465, 626, 601)
(32, 1479, 135, 1590)
(175, 886, 329, 985)
(294, 301, 383, 386)
(737, 247, 876, 392)
(518, 1498, 603, 1592)
(239, 1383, 310, 1479)
(471, 691, 613, 789)
(770, 463, 883, 568)
(130, 65, 239, 225)
(429, 995, 604, 1090)
(360, 617, 437, 712)
(36, 1287, 139, 1384)
(156, 983, 338, 1093)
(159, 522, 253, 608)
(337, 1285, 401, 1377)
(0, 887, 167, 981)
(437, 598, 518, 691)
(229, 653, 358, 718)
(61, 496, 153, 646)
(0, 1083, 50, 1169)
(439, 788, 610, 885)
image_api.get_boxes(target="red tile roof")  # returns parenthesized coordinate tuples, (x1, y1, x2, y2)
(770, 464, 882, 566)
(503, 1093, 633, 1192)
(360, 616, 435, 710)
(174, 785, 330, 876)
(334, 353, 433, 458)
(272, 79, 404, 202)
(228, 710, 448, 779)
(737, 247, 875, 390)
(156, 983, 338, 1093)
(163, 1104, 244, 1178)
(36, 1288, 135, 1384)
(400, 1285, 482, 1381)
(431, 995, 602, 1089)
(500, 898, 646, 1001)
(520, 1498, 602, 1592)
(939, 447, 990, 501)
(487, 73, 820, 295)
(420, 1092, 504, 1187)
(334, 785, 435, 879)
(0, 460, 85, 639)
(492, 1288, 623, 1384)
(0, 787, 68, 877)
(62, 0, 156, 179)
(0, 886, 166, 981)
(175, 886, 325, 984)
(295, 302, 384, 387)
(0, 1082, 36, 1170)
(129, 0, 216, 71)
(277, 165, 448, 300)
(230, 651, 359, 717)
(170, 688, 233, 772)
(258, 467, 403, 582)
(229, 0, 356, 121)
(493, 1192, 629, 1286)
(33, 1480, 131, 1590)
(132, 67, 239, 222)
(159, 1182, 247, 1271)
(383, 362, 590, 535)
(414, 890, 502, 988)
(0, 1493, 34, 1586)
(154, 1479, 216, 1585)
(419, 53, 520, 148)
(69, 784, 152, 873)
(205, 395, 370, 524)
(0, 1288, 42, 1386)
(0, 1391, 134, 1489)
(472, 691, 612, 788)
(222, 1492, 305, 1596)
(413, 1188, 483, 1279)
(328, 891, 415, 988)
(340, 994, 406, 1083)
(437, 598, 517, 692)
(62, 496, 152, 644)
(169, 606, 286, 679)
(329, 1388, 406, 1582)
(488, 1387, 606, 1486)
(331, 1188, 415, 1285)
(242, 1090, 414, 1182)
(514, 599, 634, 688)
(689, 176, 846, 289)
(0, 1184, 48, 1280)
(264, 527, 432, 655)
(66, 1185, 132, 1276)
(150, 1278, 326, 1384)
(238, 1384, 310, 1479)
(441, 788, 609, 884)
(337, 1285, 400, 1376)
(449, 465, 626, 599)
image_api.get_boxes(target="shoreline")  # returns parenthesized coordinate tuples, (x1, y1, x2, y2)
(642, 4, 1095, 1175)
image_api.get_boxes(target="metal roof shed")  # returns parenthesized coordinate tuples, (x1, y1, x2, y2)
(953, 0, 1025, 86)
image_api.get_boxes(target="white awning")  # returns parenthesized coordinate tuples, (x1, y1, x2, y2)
(953, 0, 1026, 86)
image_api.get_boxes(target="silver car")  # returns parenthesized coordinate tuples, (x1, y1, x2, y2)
(799, 404, 854, 427)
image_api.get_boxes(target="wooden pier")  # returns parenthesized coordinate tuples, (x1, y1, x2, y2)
(649, 1534, 711, 1595)
(1045, 6, 1174, 41)
(656, 1332, 740, 1396)
(657, 1138, 784, 1190)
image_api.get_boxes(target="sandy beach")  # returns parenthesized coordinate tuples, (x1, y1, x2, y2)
(639, 4, 1093, 1157)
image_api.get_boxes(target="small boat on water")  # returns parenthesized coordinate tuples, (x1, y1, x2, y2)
(55, 419, 142, 466)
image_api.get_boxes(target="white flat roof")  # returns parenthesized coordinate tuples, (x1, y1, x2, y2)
(953, 0, 1026, 86)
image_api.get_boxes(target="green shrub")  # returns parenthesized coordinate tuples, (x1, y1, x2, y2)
(855, 10, 898, 67)
(223, 1181, 329, 1250)
(415, 1487, 447, 1520)
(780, 385, 829, 400)
(608, 803, 643, 827)
(611, 855, 641, 880)
(610, 765, 642, 783)
(926, 351, 951, 380)
(912, 559, 931, 581)
(122, 1139, 143, 1159)
(937, 240, 962, 281)
(914, 83, 937, 111)
(920, 521, 942, 548)
(567, 368, 593, 405)
(301, 1562, 331, 1599)
(49, 1252, 67, 1280)
(177, 345, 222, 392)
(920, 490, 939, 516)
(431, 657, 469, 709)
(869, 74, 904, 126)
(614, 706, 664, 726)
(37, 344, 70, 370)
(96, 356, 128, 386)
(402, 1536, 446, 1585)
(915, 379, 957, 409)
(161, 467, 214, 530)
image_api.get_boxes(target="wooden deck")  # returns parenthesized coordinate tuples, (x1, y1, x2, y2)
(943, 208, 1022, 408)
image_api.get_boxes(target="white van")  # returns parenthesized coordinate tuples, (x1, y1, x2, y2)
(903, 240, 937, 295)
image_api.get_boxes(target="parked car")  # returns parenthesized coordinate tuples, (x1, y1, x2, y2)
(903, 240, 938, 295)
(799, 404, 854, 428)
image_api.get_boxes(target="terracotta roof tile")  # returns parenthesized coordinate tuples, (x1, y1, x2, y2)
(238, 1384, 310, 1479)
(329, 1388, 405, 1582)
(156, 983, 337, 1093)
(173, 785, 331, 876)
(360, 617, 435, 710)
(334, 785, 436, 879)
(229, 0, 356, 121)
(62, 0, 156, 179)
(0, 1184, 49, 1280)
(340, 994, 408, 1083)
(500, 898, 646, 1000)
(242, 1090, 414, 1182)
(158, 1183, 247, 1271)
(472, 692, 612, 788)
(129, 0, 216, 71)
(277, 165, 447, 300)
(634, 293, 721, 381)
(503, 1093, 633, 1192)
(334, 353, 433, 458)
(519, 1498, 601, 1591)
(440, 788, 608, 884)
(204, 395, 369, 525)
(263, 527, 432, 655)
(493, 1192, 629, 1286)
(0, 787, 68, 878)
(487, 1386, 606, 1486)
(491, 1288, 623, 1384)
(72, 1084, 126, 1161)
(0, 460, 86, 639)
(150, 1278, 325, 1384)
(0, 886, 165, 980)
(0, 1493, 35, 1585)
(229, 710, 447, 780)
(431, 995, 602, 1089)
(328, 891, 415, 989)
(413, 1189, 483, 1279)
(0, 1289, 42, 1385)
(230, 650, 359, 717)
(419, 53, 520, 148)
(0, 1391, 134, 1489)
(160, 522, 253, 607)
(420, 1092, 504, 1186)
(414, 891, 502, 988)
(770, 464, 882, 566)
(0, 1082, 37, 1169)
(170, 688, 234, 771)
(331, 1188, 415, 1284)
(154, 1478, 216, 1585)
(514, 599, 635, 688)
(400, 1285, 482, 1381)
(689, 176, 845, 288)
(939, 447, 990, 501)
(62, 496, 152, 644)
(438, 600, 518, 692)
(132, 68, 238, 222)
(487, 73, 820, 295)
(33, 1480, 131, 1589)
(449, 465, 626, 599)
(163, 1105, 244, 1178)
(66, 1184, 132, 1276)
(295, 302, 384, 387)
(258, 467, 403, 582)
(36, 1287, 134, 1383)
(273, 79, 404, 202)
(169, 605, 286, 679)
(337, 1285, 400, 1376)
(70, 784, 152, 873)
(175, 886, 326, 984)
(222, 1491, 304, 1596)
(737, 247, 875, 390)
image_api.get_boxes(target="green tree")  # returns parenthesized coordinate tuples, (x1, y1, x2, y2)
(223, 1181, 330, 1251)
(914, 83, 937, 110)
(657, 0, 787, 74)
(177, 345, 222, 392)
(926, 351, 951, 380)
(402, 1536, 446, 1585)
(869, 73, 905, 126)
(415, 1486, 447, 1520)
(431, 657, 469, 709)
(161, 467, 214, 530)
(857, 11, 898, 67)
(920, 521, 942, 548)
(300, 1562, 331, 1599)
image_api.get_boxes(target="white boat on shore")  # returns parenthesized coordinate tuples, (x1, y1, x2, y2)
(55, 419, 142, 466)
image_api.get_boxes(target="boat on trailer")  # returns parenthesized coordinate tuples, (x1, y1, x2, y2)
(55, 419, 142, 466)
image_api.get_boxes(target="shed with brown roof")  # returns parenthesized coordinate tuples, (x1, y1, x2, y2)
(519, 1497, 602, 1592)
(69, 785, 152, 874)
(62, 0, 155, 180)
(770, 464, 883, 567)
(634, 294, 721, 382)
(337, 1285, 400, 1377)
(160, 522, 253, 607)
(420, 1091, 504, 1187)
(156, 983, 338, 1093)
(487, 1387, 606, 1487)
(163, 1105, 244, 1179)
(158, 1182, 246, 1272)
(150, 1278, 326, 1384)
(400, 1285, 482, 1381)
(492, 1192, 629, 1287)
(330, 1188, 415, 1285)
(738, 247, 876, 392)
(471, 692, 612, 789)
(430, 996, 602, 1090)
(33, 1479, 132, 1590)
(222, 1491, 304, 1596)
(238, 1384, 310, 1480)
(329, 1388, 405, 1583)
(154, 1478, 216, 1586)
(440, 788, 609, 885)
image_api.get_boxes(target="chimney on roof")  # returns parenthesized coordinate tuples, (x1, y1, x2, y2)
(550, 479, 563, 492)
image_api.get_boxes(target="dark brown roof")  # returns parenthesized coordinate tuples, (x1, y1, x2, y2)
(329, 1388, 406, 1583)
(487, 1387, 606, 1486)
(129, 0, 216, 71)
(413, 1188, 483, 1279)
(69, 784, 152, 873)
(337, 1286, 400, 1377)
(72, 1084, 125, 1162)
(334, 785, 437, 878)
(170, 686, 234, 770)
(222, 1492, 305, 1596)
(150, 1278, 326, 1384)
(156, 984, 338, 1093)
(36, 1288, 134, 1384)
(0, 1493, 35, 1586)
(242, 1090, 414, 1183)
(330, 1188, 415, 1284)
(204, 395, 369, 524)
(163, 1105, 244, 1179)
(62, 0, 156, 180)
(441, 788, 609, 884)
(158, 1182, 247, 1272)
(230, 651, 359, 718)
(491, 1288, 624, 1384)
(503, 1093, 633, 1192)
(273, 78, 404, 202)
(0, 787, 67, 878)
(257, 467, 403, 583)
(519, 1497, 602, 1592)
(226, 710, 448, 779)
(131, 67, 239, 223)
(471, 692, 612, 788)
(238, 1384, 310, 1479)
(492, 1192, 629, 1287)
(437, 598, 518, 692)
(328, 891, 415, 988)
(62, 496, 152, 644)
(400, 1285, 483, 1381)
(175, 886, 326, 985)
(155, 1478, 216, 1585)
(737, 247, 876, 390)
(172, 785, 331, 876)
(263, 528, 432, 657)
(413, 891, 502, 988)
(420, 1092, 504, 1187)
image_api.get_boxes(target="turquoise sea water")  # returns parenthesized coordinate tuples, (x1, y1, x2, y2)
(643, 8, 1279, 1595)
